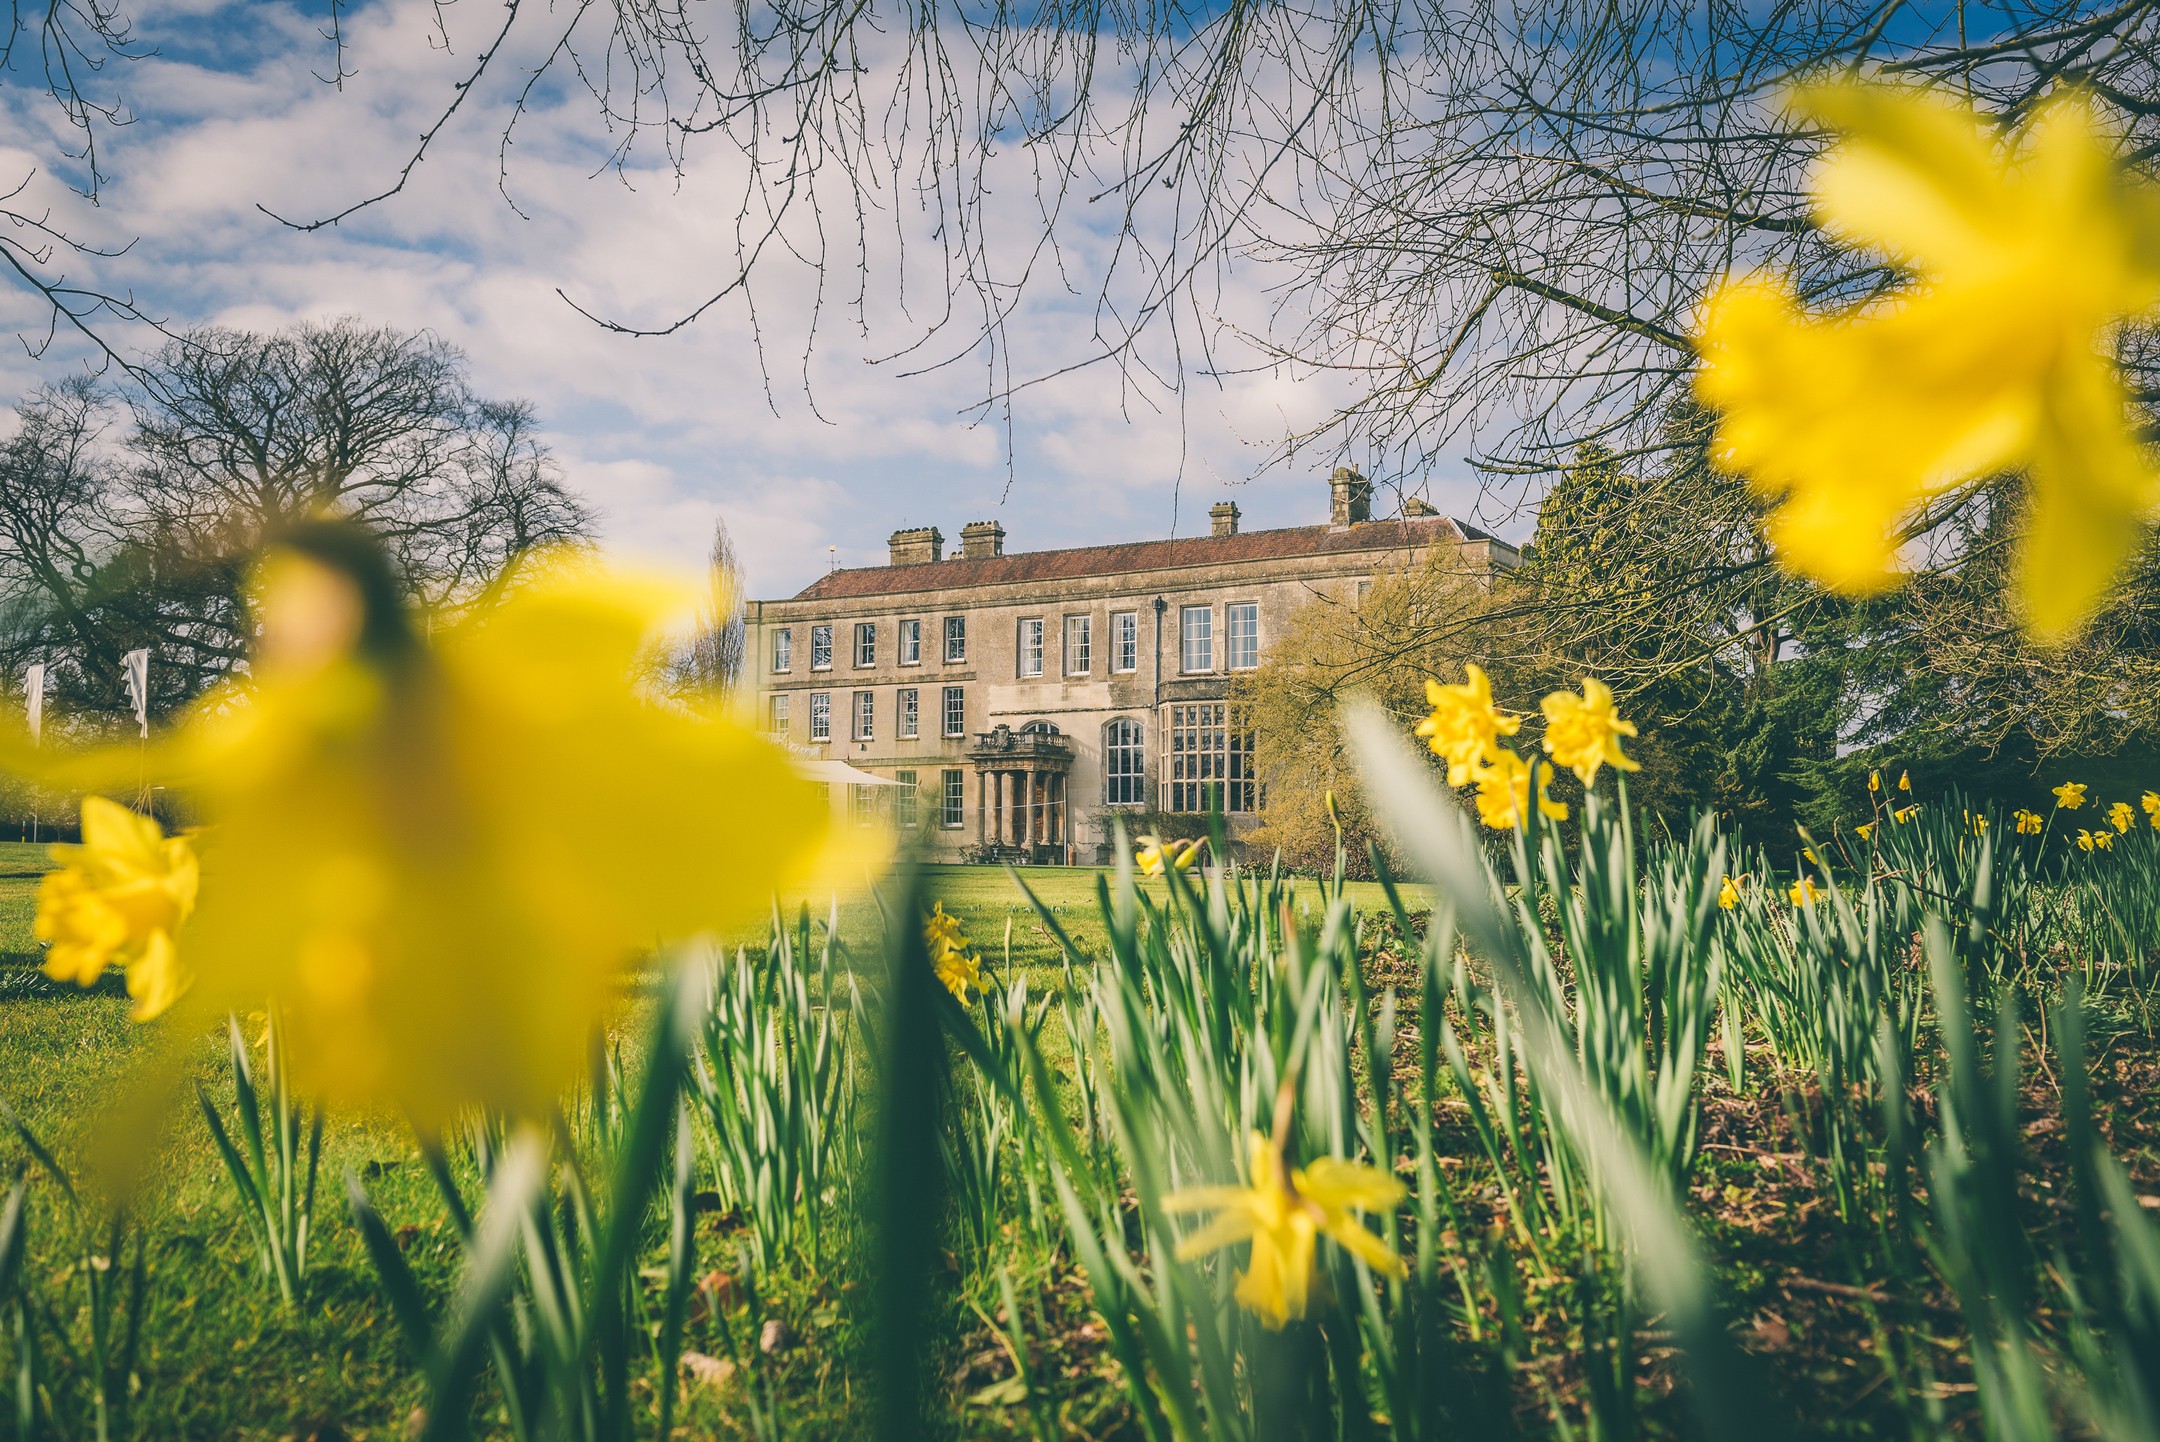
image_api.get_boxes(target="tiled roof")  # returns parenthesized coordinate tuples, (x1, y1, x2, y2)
(785, 516, 1504, 602)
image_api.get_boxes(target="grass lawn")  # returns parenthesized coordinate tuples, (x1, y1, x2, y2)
(0, 852, 1417, 1439)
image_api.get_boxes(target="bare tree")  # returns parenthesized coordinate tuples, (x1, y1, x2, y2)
(0, 318, 597, 727)
(675, 518, 747, 699)
(272, 5, 2160, 484)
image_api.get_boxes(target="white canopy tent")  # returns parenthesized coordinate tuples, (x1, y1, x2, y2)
(789, 752, 904, 825)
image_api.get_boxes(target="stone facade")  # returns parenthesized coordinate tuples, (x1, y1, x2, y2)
(746, 471, 1517, 862)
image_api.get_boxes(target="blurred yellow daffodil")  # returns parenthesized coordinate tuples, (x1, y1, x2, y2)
(1899, 771, 1912, 793)
(2143, 790, 2160, 828)
(2110, 801, 2136, 834)
(1894, 806, 1919, 824)
(1163, 1131, 1405, 1330)
(1790, 878, 1819, 907)
(24, 526, 865, 1131)
(2015, 809, 2045, 835)
(1718, 875, 1746, 909)
(1855, 822, 1875, 841)
(2095, 829, 2116, 851)
(1136, 835, 1203, 877)
(2055, 781, 2089, 809)
(1539, 678, 1640, 787)
(1868, 770, 1881, 793)
(35, 796, 198, 1021)
(1695, 83, 2160, 641)
(1416, 665, 1520, 786)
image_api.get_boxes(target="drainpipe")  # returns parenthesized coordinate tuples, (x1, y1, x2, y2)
(1152, 595, 1168, 809)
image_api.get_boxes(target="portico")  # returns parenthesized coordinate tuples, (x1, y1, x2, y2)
(969, 724, 1075, 860)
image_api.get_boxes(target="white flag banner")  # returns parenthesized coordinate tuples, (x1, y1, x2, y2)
(23, 663, 44, 746)
(122, 649, 149, 738)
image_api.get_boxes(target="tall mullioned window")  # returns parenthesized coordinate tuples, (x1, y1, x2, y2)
(895, 769, 920, 827)
(941, 770, 965, 828)
(1065, 615, 1091, 674)
(811, 624, 833, 670)
(943, 616, 967, 663)
(898, 688, 919, 738)
(809, 692, 831, 742)
(942, 686, 966, 737)
(1112, 611, 1138, 672)
(1018, 618, 1045, 677)
(853, 690, 874, 740)
(1226, 602, 1260, 670)
(854, 622, 876, 667)
(899, 619, 922, 665)
(1105, 718, 1146, 804)
(1168, 703, 1255, 813)
(769, 694, 790, 734)
(772, 629, 793, 672)
(1179, 605, 1213, 673)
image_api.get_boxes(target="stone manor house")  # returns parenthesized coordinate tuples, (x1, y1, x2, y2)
(746, 470, 1518, 862)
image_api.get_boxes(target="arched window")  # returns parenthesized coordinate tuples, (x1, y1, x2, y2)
(1104, 718, 1146, 805)
(1021, 720, 1061, 735)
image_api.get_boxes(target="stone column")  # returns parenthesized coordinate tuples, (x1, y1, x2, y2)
(976, 771, 986, 845)
(991, 772, 1004, 845)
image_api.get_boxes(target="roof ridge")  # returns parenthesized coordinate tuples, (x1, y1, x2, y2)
(773, 513, 1501, 604)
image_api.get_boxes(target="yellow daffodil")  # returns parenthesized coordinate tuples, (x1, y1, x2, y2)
(1718, 875, 1746, 910)
(1789, 878, 1819, 907)
(2078, 829, 2096, 852)
(924, 901, 965, 955)
(2095, 829, 2117, 851)
(932, 945, 985, 1002)
(2110, 801, 2136, 834)
(1869, 770, 1881, 793)
(1416, 665, 1520, 786)
(1970, 812, 1989, 836)
(1803, 847, 1819, 864)
(1136, 836, 1202, 877)
(1163, 1131, 1405, 1330)
(922, 901, 984, 1001)
(19, 526, 864, 1131)
(1894, 806, 1919, 824)
(2015, 809, 2044, 834)
(2055, 781, 2088, 810)
(1695, 83, 2160, 641)
(2143, 790, 2160, 827)
(1855, 822, 1875, 840)
(35, 796, 198, 1020)
(1898, 771, 1912, 793)
(1539, 678, 1640, 787)
(1469, 749, 1567, 831)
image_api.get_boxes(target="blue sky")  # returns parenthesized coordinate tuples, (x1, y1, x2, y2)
(0, 0, 1489, 599)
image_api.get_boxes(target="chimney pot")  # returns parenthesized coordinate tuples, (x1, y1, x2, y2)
(887, 526, 944, 566)
(958, 520, 1006, 559)
(1209, 501, 1241, 537)
(1403, 496, 1438, 518)
(1329, 467, 1372, 528)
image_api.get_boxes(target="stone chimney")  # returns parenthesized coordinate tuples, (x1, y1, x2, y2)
(959, 520, 1006, 559)
(1403, 496, 1438, 518)
(1209, 501, 1241, 537)
(1329, 467, 1372, 528)
(888, 526, 944, 566)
